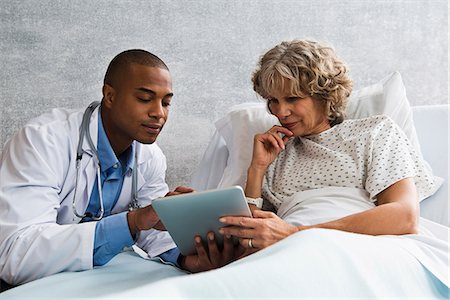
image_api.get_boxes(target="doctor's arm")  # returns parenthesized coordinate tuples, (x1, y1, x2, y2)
(0, 126, 97, 285)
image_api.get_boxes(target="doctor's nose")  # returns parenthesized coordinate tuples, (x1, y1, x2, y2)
(148, 101, 166, 119)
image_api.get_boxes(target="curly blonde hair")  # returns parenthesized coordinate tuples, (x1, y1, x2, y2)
(252, 40, 353, 125)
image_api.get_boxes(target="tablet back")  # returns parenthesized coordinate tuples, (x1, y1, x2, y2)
(152, 186, 251, 256)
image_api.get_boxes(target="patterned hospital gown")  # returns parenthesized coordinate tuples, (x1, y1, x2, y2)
(262, 115, 439, 210)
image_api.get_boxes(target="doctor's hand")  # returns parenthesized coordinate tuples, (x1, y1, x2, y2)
(165, 186, 194, 197)
(179, 232, 235, 273)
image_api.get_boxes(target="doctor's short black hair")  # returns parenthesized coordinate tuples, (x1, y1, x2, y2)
(103, 49, 169, 86)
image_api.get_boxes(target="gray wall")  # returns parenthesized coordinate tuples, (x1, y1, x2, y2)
(1, 0, 448, 188)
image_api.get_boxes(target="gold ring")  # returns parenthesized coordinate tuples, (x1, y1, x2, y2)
(248, 238, 254, 248)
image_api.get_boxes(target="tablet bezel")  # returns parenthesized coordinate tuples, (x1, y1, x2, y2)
(152, 185, 252, 256)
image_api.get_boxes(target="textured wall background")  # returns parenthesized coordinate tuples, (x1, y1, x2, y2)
(0, 0, 448, 188)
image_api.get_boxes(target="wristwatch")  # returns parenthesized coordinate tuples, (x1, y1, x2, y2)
(246, 196, 263, 209)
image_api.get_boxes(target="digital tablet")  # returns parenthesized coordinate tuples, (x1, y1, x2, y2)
(152, 186, 252, 256)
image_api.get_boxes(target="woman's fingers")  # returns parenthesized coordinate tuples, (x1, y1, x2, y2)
(219, 225, 256, 239)
(267, 125, 294, 138)
(251, 209, 277, 218)
(219, 216, 256, 227)
(220, 211, 276, 225)
(267, 132, 286, 150)
(260, 125, 293, 150)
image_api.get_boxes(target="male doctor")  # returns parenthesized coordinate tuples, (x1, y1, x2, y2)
(0, 49, 231, 286)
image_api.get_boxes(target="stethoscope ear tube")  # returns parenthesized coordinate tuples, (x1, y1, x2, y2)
(129, 158, 140, 211)
(73, 101, 104, 220)
(72, 101, 139, 221)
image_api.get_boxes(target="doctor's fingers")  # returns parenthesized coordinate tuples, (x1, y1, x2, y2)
(206, 232, 221, 267)
(165, 186, 194, 196)
(174, 186, 195, 193)
(222, 234, 234, 264)
(193, 236, 214, 268)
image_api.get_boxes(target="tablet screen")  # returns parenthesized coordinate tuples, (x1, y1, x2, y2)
(152, 186, 251, 256)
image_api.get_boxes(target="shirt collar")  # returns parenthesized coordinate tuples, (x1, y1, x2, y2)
(97, 107, 135, 173)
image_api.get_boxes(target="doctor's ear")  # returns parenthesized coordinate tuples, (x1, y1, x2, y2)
(102, 84, 115, 107)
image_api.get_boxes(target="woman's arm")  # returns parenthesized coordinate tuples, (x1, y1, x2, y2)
(220, 177, 419, 250)
(245, 125, 293, 200)
(304, 177, 419, 235)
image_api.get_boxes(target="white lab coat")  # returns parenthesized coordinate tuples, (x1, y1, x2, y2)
(0, 105, 176, 285)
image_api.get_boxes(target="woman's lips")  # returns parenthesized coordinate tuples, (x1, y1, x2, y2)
(282, 121, 299, 129)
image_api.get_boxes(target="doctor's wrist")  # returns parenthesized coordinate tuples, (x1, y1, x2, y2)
(127, 210, 140, 237)
(127, 206, 161, 236)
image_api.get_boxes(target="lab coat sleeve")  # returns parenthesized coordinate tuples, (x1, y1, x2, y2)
(133, 144, 177, 257)
(0, 124, 96, 285)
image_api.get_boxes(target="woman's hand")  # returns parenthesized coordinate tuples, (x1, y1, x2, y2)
(250, 125, 293, 171)
(180, 232, 236, 273)
(219, 209, 298, 250)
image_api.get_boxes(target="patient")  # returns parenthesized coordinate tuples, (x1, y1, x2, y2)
(219, 39, 440, 253)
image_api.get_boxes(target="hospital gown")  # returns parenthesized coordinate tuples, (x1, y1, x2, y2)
(263, 114, 440, 209)
(261, 115, 448, 288)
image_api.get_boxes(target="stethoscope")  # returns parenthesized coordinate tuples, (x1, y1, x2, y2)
(72, 101, 140, 221)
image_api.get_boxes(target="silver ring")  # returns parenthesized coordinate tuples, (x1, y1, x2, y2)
(248, 238, 254, 248)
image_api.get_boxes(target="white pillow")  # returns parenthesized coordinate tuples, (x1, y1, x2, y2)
(347, 71, 422, 156)
(214, 103, 278, 188)
(192, 72, 442, 199)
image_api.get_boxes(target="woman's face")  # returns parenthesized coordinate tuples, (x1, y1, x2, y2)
(267, 89, 331, 137)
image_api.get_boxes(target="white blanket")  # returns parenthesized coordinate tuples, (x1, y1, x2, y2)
(3, 187, 448, 298)
(2, 230, 448, 298)
(277, 186, 450, 287)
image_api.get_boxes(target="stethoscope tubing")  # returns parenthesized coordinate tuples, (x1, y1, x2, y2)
(72, 101, 139, 221)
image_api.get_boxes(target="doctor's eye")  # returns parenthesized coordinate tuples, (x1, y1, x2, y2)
(138, 97, 153, 102)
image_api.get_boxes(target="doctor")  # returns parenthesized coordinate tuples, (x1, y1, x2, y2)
(0, 49, 231, 286)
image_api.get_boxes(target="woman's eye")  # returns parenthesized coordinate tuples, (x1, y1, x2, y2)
(268, 98, 277, 105)
(163, 101, 171, 107)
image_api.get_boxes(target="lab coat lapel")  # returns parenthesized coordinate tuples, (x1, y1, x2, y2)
(72, 104, 100, 221)
(112, 150, 146, 214)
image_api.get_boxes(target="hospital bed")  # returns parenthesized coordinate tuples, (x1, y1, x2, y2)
(1, 72, 448, 298)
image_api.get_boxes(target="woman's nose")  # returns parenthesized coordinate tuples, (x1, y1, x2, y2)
(274, 102, 290, 119)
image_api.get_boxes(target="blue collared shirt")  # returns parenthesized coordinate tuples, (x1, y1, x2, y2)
(83, 108, 179, 266)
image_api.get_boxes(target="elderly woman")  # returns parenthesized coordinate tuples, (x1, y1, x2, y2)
(219, 39, 439, 252)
